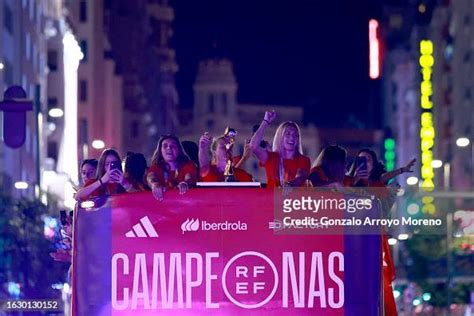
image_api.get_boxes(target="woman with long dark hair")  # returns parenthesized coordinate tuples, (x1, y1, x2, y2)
(308, 145, 347, 188)
(249, 111, 310, 188)
(147, 135, 197, 201)
(346, 148, 415, 316)
(123, 152, 150, 192)
(75, 148, 128, 200)
(79, 159, 98, 187)
(347, 148, 415, 186)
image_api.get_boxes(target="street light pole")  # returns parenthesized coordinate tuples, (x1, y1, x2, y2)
(442, 162, 453, 315)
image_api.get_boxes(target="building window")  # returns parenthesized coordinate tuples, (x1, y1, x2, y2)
(22, 75, 28, 91)
(32, 44, 38, 71)
(47, 50, 58, 71)
(131, 121, 139, 138)
(79, 119, 88, 144)
(464, 52, 470, 63)
(464, 88, 471, 101)
(4, 3, 13, 34)
(80, 0, 87, 22)
(222, 93, 228, 114)
(32, 0, 36, 23)
(206, 119, 214, 130)
(464, 15, 470, 26)
(208, 94, 215, 113)
(3, 59, 13, 85)
(80, 40, 88, 62)
(25, 33, 31, 60)
(79, 80, 88, 102)
(48, 98, 58, 109)
(29, 0, 34, 19)
(47, 141, 58, 162)
(36, 1, 42, 27)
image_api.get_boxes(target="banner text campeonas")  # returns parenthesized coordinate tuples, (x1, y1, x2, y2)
(111, 251, 344, 310)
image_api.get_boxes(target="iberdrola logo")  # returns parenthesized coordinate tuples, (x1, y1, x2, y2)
(181, 218, 200, 233)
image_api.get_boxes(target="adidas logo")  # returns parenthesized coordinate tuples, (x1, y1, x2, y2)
(125, 216, 159, 238)
(181, 218, 199, 233)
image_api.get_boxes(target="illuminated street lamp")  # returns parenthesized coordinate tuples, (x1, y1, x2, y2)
(455, 137, 474, 187)
(456, 137, 470, 147)
(398, 234, 409, 241)
(431, 159, 442, 169)
(92, 139, 105, 149)
(407, 176, 419, 185)
(48, 108, 64, 118)
(0, 62, 4, 70)
(14, 181, 29, 190)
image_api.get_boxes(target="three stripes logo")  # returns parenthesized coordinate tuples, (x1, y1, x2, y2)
(181, 218, 200, 233)
(125, 216, 159, 238)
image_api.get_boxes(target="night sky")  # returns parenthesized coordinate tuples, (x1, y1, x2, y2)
(172, 0, 382, 128)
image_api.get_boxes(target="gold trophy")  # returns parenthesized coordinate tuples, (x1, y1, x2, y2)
(223, 127, 237, 182)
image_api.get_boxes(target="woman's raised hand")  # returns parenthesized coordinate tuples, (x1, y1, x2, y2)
(401, 158, 416, 173)
(264, 110, 276, 124)
(199, 132, 212, 150)
(109, 169, 124, 184)
(100, 168, 115, 184)
(353, 164, 369, 183)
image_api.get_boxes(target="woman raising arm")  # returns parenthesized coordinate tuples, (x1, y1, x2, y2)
(249, 111, 310, 188)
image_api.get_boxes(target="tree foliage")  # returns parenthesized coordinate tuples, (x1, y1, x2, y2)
(0, 191, 69, 300)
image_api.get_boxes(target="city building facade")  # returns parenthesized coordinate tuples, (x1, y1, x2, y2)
(0, 0, 54, 198)
(106, 0, 178, 158)
(72, 0, 123, 161)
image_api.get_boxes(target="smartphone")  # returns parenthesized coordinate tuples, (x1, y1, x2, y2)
(60, 210, 68, 226)
(110, 161, 122, 172)
(355, 156, 367, 172)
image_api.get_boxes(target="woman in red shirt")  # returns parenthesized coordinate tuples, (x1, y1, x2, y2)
(346, 148, 412, 316)
(346, 148, 415, 187)
(198, 132, 253, 182)
(249, 111, 310, 188)
(147, 135, 197, 201)
(75, 148, 128, 201)
(308, 145, 347, 188)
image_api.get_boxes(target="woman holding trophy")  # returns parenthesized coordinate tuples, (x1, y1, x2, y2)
(198, 128, 253, 182)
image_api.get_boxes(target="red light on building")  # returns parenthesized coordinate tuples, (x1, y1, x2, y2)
(369, 19, 380, 79)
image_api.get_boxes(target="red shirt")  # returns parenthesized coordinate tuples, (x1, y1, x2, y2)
(201, 165, 253, 182)
(82, 179, 125, 199)
(261, 151, 310, 188)
(308, 166, 330, 187)
(147, 161, 197, 189)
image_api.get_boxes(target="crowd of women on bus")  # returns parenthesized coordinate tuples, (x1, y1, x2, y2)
(65, 110, 415, 315)
(73, 110, 415, 202)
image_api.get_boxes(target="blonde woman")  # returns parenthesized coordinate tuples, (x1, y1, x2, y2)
(249, 111, 310, 188)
